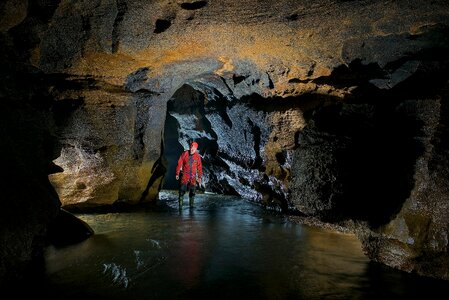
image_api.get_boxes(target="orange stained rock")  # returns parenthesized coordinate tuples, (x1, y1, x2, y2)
(67, 23, 337, 86)
(215, 56, 235, 76)
(69, 40, 213, 83)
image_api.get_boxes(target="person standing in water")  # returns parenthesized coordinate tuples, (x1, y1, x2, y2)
(175, 141, 203, 208)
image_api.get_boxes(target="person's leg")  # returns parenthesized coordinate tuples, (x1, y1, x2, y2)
(179, 184, 187, 207)
(188, 183, 196, 207)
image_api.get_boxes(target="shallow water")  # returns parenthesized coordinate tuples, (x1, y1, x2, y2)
(39, 191, 449, 299)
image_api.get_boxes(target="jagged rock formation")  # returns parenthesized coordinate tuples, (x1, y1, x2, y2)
(162, 79, 307, 209)
(1, 0, 449, 284)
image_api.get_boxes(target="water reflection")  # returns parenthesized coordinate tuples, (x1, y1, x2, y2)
(38, 191, 449, 299)
(171, 209, 205, 288)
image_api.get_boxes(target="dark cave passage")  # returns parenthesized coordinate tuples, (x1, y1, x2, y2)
(161, 112, 184, 190)
(161, 84, 218, 191)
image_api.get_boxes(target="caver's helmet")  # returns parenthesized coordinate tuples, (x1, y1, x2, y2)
(190, 141, 198, 150)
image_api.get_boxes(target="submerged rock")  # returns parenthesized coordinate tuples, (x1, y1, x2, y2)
(47, 209, 94, 247)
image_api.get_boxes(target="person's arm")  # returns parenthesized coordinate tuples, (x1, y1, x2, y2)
(175, 152, 184, 180)
(197, 154, 203, 184)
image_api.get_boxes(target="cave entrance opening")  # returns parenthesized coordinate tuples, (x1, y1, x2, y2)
(161, 84, 218, 192)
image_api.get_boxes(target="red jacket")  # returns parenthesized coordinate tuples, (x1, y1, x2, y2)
(176, 151, 203, 185)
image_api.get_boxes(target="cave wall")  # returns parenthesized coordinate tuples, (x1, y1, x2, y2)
(290, 58, 449, 280)
(0, 71, 61, 287)
(2, 0, 449, 284)
(35, 0, 449, 212)
(47, 78, 166, 209)
(0, 0, 61, 286)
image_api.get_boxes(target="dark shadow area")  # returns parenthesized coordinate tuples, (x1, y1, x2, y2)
(154, 19, 171, 34)
(111, 0, 128, 53)
(293, 45, 449, 226)
(7, 0, 60, 62)
(313, 59, 386, 89)
(180, 1, 208, 10)
(162, 111, 185, 189)
(360, 261, 449, 300)
(0, 55, 63, 288)
(140, 156, 167, 201)
(303, 98, 424, 226)
(47, 208, 94, 247)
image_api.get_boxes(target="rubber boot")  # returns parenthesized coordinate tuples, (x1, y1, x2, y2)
(178, 195, 183, 208)
(189, 196, 194, 208)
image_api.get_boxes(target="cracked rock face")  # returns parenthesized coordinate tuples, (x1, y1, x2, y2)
(2, 0, 449, 283)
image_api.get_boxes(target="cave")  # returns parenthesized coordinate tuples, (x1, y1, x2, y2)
(2, 0, 449, 292)
(162, 84, 218, 191)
